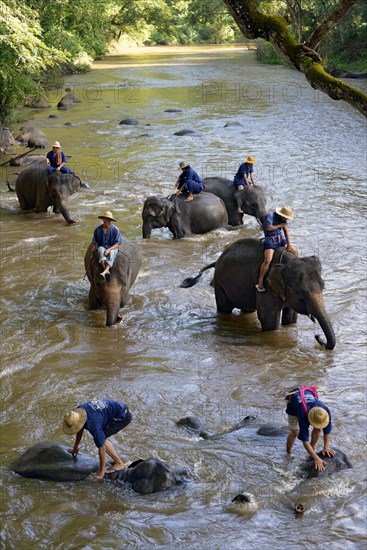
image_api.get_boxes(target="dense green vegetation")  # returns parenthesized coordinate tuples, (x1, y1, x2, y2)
(0, 0, 365, 122)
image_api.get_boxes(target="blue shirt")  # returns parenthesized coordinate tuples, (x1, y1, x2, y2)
(92, 224, 122, 248)
(234, 162, 254, 186)
(47, 150, 66, 168)
(286, 390, 332, 442)
(263, 211, 287, 238)
(178, 167, 202, 186)
(78, 399, 128, 448)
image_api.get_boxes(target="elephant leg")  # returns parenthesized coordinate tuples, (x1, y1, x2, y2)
(215, 284, 234, 313)
(17, 191, 31, 211)
(257, 294, 282, 331)
(281, 307, 298, 325)
(88, 287, 102, 310)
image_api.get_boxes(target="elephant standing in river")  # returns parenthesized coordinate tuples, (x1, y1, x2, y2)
(202, 177, 266, 227)
(11, 162, 88, 224)
(142, 192, 228, 239)
(181, 238, 336, 349)
(84, 238, 142, 326)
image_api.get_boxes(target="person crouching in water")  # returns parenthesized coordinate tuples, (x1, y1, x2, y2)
(256, 206, 298, 292)
(63, 399, 132, 479)
(175, 161, 204, 202)
(285, 386, 335, 471)
(91, 211, 122, 281)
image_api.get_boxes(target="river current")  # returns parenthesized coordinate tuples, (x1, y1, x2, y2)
(0, 46, 366, 549)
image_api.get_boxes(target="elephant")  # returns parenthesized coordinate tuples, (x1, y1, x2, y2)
(180, 238, 336, 350)
(12, 441, 99, 481)
(57, 91, 82, 110)
(301, 449, 352, 479)
(202, 177, 266, 227)
(142, 193, 229, 239)
(9, 163, 88, 224)
(11, 441, 193, 494)
(15, 126, 49, 148)
(84, 238, 142, 326)
(104, 458, 193, 494)
(177, 415, 287, 440)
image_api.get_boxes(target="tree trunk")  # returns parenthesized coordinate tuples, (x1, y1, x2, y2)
(222, 0, 367, 117)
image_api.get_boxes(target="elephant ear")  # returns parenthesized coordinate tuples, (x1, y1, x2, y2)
(267, 263, 286, 302)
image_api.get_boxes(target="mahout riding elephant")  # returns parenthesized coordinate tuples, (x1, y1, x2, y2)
(11, 441, 193, 493)
(84, 238, 142, 326)
(142, 192, 228, 239)
(202, 177, 266, 227)
(9, 162, 88, 224)
(180, 238, 336, 349)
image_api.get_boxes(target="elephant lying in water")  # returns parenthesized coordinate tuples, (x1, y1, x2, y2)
(9, 162, 89, 224)
(180, 237, 336, 350)
(11, 441, 192, 494)
(176, 416, 286, 440)
(203, 177, 266, 227)
(142, 193, 228, 239)
(84, 239, 142, 326)
(301, 449, 352, 479)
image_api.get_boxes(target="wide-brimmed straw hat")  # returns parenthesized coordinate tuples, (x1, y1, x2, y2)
(52, 141, 61, 148)
(245, 156, 256, 164)
(275, 206, 294, 220)
(308, 407, 330, 430)
(179, 161, 190, 169)
(62, 408, 87, 435)
(98, 211, 116, 222)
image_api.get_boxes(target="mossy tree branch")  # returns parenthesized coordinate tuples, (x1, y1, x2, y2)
(222, 0, 367, 117)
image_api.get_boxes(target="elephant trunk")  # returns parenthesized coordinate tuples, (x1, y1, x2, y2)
(142, 222, 152, 239)
(105, 284, 122, 326)
(309, 292, 336, 350)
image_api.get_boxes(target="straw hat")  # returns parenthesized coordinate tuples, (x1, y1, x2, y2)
(275, 206, 294, 220)
(245, 156, 256, 164)
(98, 211, 116, 222)
(308, 407, 330, 430)
(179, 161, 190, 169)
(52, 141, 61, 148)
(62, 408, 87, 435)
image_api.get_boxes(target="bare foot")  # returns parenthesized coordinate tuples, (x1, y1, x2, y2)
(184, 195, 194, 202)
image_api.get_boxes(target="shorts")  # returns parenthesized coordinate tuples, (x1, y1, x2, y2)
(104, 408, 132, 438)
(288, 415, 299, 431)
(264, 236, 286, 251)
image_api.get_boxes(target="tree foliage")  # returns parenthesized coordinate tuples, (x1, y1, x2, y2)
(222, 0, 367, 116)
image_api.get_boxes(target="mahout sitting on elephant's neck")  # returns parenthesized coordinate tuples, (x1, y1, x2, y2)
(180, 238, 336, 349)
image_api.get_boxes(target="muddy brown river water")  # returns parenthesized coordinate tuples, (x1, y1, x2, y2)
(0, 46, 366, 549)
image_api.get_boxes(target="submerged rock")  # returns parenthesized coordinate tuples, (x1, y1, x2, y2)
(119, 118, 139, 125)
(256, 423, 288, 437)
(174, 129, 196, 136)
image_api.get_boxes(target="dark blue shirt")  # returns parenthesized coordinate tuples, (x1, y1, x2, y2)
(47, 150, 67, 168)
(92, 224, 122, 248)
(286, 390, 332, 442)
(79, 399, 128, 448)
(178, 167, 202, 186)
(234, 162, 254, 186)
(263, 211, 287, 238)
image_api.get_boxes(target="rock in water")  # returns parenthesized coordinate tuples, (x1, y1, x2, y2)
(11, 441, 99, 481)
(301, 449, 352, 479)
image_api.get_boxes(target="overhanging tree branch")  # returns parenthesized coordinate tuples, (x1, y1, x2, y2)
(222, 0, 367, 117)
(305, 0, 358, 50)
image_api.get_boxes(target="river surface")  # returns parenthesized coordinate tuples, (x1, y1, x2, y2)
(1, 46, 366, 549)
